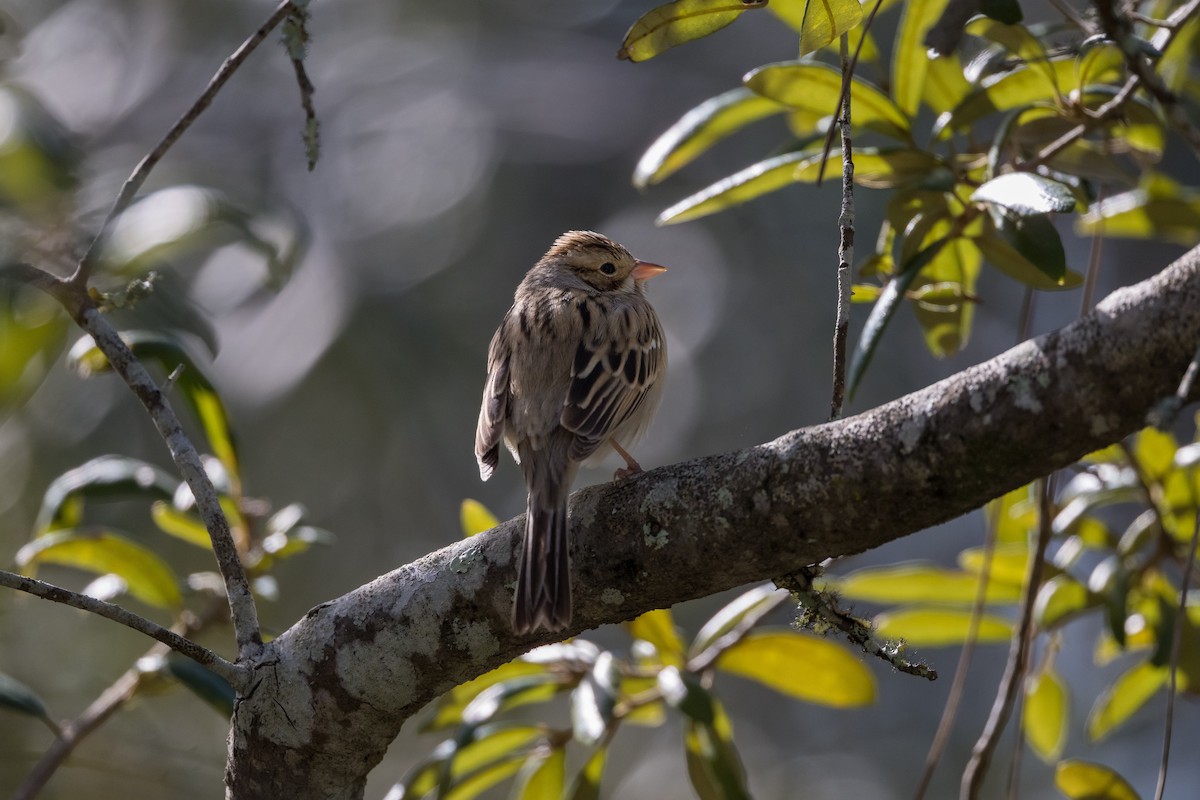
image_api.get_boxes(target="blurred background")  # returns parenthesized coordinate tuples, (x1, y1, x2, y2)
(0, 0, 1196, 797)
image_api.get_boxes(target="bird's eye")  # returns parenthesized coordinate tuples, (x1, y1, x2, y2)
(600, 262, 616, 275)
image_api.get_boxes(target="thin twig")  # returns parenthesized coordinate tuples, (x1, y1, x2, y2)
(815, 0, 885, 186)
(830, 33, 855, 421)
(12, 599, 227, 800)
(74, 301, 262, 661)
(0, 570, 240, 685)
(1155, 490, 1200, 800)
(70, 0, 298, 287)
(912, 503, 1001, 800)
(1081, 186, 1106, 313)
(281, 6, 320, 171)
(1093, 0, 1200, 158)
(960, 480, 1053, 800)
(778, 569, 938, 680)
(1149, 338, 1200, 428)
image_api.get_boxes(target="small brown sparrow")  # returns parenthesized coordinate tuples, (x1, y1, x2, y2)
(476, 231, 668, 634)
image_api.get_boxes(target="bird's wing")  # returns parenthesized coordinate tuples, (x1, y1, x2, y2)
(561, 307, 663, 462)
(475, 324, 511, 481)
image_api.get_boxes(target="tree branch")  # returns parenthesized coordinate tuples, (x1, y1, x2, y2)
(71, 0, 299, 286)
(0, 570, 240, 684)
(71, 303, 263, 665)
(226, 246, 1200, 798)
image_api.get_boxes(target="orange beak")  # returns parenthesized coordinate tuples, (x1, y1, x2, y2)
(632, 260, 668, 281)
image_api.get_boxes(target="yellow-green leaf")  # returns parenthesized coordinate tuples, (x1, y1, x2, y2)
(833, 563, 1024, 604)
(658, 151, 813, 224)
(460, 499, 499, 537)
(910, 230, 981, 357)
(716, 629, 876, 706)
(628, 608, 686, 666)
(922, 53, 973, 114)
(1076, 187, 1200, 246)
(974, 223, 1083, 291)
(634, 88, 785, 188)
(874, 608, 1014, 645)
(1133, 427, 1177, 482)
(1035, 574, 1094, 628)
(745, 61, 911, 140)
(618, 0, 767, 62)
(150, 501, 214, 549)
(451, 724, 543, 782)
(958, 543, 1030, 586)
(893, 0, 953, 116)
(16, 528, 181, 610)
(423, 660, 549, 731)
(852, 283, 882, 302)
(965, 19, 1052, 85)
(1024, 667, 1068, 761)
(1054, 760, 1141, 800)
(514, 747, 565, 800)
(444, 753, 526, 800)
(1073, 41, 1125, 93)
(768, 0, 864, 56)
(1087, 660, 1167, 740)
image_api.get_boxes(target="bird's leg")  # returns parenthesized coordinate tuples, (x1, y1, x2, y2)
(610, 438, 643, 481)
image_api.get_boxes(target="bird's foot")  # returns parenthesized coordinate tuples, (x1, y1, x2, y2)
(610, 438, 643, 481)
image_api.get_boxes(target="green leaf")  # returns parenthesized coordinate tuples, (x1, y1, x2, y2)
(634, 88, 785, 188)
(444, 753, 527, 800)
(163, 656, 234, 717)
(460, 674, 563, 727)
(910, 230, 981, 357)
(566, 744, 608, 800)
(957, 543, 1030, 586)
(689, 584, 786, 658)
(68, 331, 240, 482)
(657, 150, 813, 224)
(460, 499, 499, 537)
(1023, 666, 1068, 761)
(964, 19, 1051, 84)
(150, 501, 214, 549)
(0, 285, 68, 409)
(893, 0, 954, 116)
(833, 563, 1024, 604)
(1054, 760, 1141, 800)
(514, 747, 566, 800)
(1034, 574, 1094, 628)
(16, 528, 182, 610)
(873, 607, 1014, 645)
(0, 671, 52, 724)
(975, 216, 1081, 289)
(716, 629, 876, 706)
(768, 0, 864, 56)
(745, 61, 911, 140)
(922, 53, 973, 115)
(972, 173, 1076, 215)
(1076, 184, 1200, 246)
(99, 185, 306, 288)
(633, 88, 792, 189)
(1087, 661, 1167, 741)
(684, 702, 749, 800)
(1133, 426, 1178, 482)
(34, 455, 178, 533)
(617, 0, 768, 62)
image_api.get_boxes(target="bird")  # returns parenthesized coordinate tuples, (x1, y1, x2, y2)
(475, 231, 668, 635)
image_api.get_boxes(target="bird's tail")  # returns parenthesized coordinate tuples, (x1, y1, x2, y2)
(513, 495, 571, 635)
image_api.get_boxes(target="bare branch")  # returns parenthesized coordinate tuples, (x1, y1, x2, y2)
(830, 33, 854, 421)
(72, 302, 262, 661)
(71, 0, 299, 286)
(0, 570, 241, 685)
(960, 481, 1053, 799)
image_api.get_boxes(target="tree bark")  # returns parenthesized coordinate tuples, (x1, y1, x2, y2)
(226, 246, 1200, 798)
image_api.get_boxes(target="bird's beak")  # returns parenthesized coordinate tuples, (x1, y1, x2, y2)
(632, 260, 668, 281)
